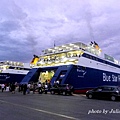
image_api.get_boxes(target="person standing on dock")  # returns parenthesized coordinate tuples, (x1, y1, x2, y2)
(44, 84, 48, 94)
(38, 82, 42, 94)
(1, 84, 5, 92)
(23, 84, 27, 95)
(27, 83, 31, 94)
(11, 83, 15, 94)
(33, 83, 36, 94)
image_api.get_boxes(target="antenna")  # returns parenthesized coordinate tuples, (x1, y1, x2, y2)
(54, 40, 56, 47)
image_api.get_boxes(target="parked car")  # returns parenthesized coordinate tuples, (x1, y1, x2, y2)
(50, 84, 74, 95)
(86, 85, 120, 101)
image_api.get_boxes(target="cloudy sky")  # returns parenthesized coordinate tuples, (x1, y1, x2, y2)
(0, 0, 120, 63)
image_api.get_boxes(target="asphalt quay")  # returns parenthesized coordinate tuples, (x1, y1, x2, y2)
(0, 90, 120, 120)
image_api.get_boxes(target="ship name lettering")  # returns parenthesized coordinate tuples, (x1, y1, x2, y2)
(103, 73, 111, 82)
(112, 74, 117, 82)
(118, 75, 120, 82)
(103, 73, 118, 82)
(77, 69, 84, 72)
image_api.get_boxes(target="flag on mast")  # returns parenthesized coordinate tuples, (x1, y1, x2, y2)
(54, 40, 55, 47)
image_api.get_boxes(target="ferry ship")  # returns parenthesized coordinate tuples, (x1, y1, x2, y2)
(21, 41, 120, 93)
(0, 61, 31, 84)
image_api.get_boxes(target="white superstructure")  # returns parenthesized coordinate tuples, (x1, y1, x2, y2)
(30, 41, 120, 75)
(0, 61, 31, 74)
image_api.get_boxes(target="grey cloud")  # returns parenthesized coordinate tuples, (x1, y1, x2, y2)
(0, 0, 27, 20)
(0, 0, 120, 63)
(0, 38, 33, 62)
(0, 20, 20, 32)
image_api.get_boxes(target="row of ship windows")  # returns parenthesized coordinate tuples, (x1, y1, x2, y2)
(0, 66, 30, 71)
(9, 67, 30, 71)
(39, 54, 81, 62)
(84, 53, 120, 69)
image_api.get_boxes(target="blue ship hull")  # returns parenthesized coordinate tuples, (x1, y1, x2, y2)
(0, 73, 26, 84)
(63, 65, 120, 93)
(20, 65, 120, 93)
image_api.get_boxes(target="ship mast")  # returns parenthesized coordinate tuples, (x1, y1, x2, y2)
(54, 40, 56, 47)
